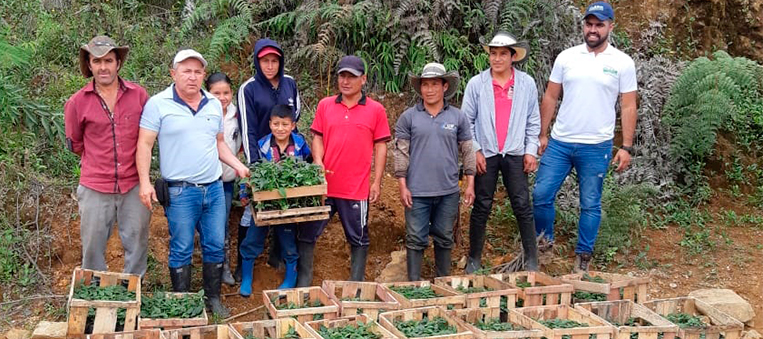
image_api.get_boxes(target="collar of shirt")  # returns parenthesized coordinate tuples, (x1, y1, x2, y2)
(335, 92, 367, 106)
(415, 100, 450, 116)
(579, 43, 614, 55)
(172, 84, 210, 114)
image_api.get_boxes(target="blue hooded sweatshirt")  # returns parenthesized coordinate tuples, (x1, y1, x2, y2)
(237, 38, 301, 163)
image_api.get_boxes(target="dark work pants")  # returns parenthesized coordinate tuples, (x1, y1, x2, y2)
(468, 154, 537, 261)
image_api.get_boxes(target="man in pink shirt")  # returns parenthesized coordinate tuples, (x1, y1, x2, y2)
(64, 36, 151, 275)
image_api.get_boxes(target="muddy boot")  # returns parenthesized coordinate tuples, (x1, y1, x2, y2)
(349, 246, 368, 281)
(202, 262, 230, 318)
(296, 242, 315, 287)
(406, 248, 424, 281)
(233, 225, 247, 283)
(465, 256, 481, 274)
(434, 247, 452, 277)
(239, 258, 254, 297)
(222, 261, 235, 286)
(169, 265, 191, 292)
(524, 244, 539, 272)
(572, 252, 593, 274)
(267, 230, 284, 270)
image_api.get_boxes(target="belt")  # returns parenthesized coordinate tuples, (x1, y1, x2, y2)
(167, 178, 221, 187)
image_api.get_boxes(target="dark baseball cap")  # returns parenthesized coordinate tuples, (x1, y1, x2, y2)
(584, 1, 615, 21)
(336, 55, 365, 76)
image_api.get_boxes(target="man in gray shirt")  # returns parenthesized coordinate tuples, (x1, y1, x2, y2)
(394, 62, 476, 280)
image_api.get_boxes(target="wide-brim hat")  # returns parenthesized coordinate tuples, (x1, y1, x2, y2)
(480, 31, 529, 63)
(409, 62, 459, 99)
(79, 36, 129, 77)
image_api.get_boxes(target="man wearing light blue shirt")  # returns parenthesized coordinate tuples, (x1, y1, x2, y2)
(136, 49, 249, 317)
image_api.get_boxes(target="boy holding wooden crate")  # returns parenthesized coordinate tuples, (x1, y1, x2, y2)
(239, 104, 313, 296)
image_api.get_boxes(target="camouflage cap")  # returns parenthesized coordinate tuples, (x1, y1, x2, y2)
(78, 36, 129, 77)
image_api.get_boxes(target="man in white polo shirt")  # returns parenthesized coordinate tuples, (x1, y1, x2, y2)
(136, 49, 249, 317)
(532, 1, 638, 273)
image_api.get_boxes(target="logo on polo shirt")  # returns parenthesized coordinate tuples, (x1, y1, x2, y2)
(603, 66, 618, 76)
(441, 123, 457, 131)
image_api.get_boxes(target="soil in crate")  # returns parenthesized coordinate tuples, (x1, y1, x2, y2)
(318, 322, 382, 339)
(395, 316, 458, 337)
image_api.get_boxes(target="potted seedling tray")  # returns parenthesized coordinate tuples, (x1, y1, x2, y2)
(449, 307, 546, 339)
(138, 292, 207, 330)
(382, 281, 466, 309)
(576, 300, 680, 339)
(641, 297, 743, 339)
(514, 305, 616, 339)
(162, 324, 228, 339)
(321, 280, 400, 320)
(492, 271, 574, 307)
(434, 275, 518, 310)
(560, 271, 649, 304)
(229, 318, 314, 339)
(304, 314, 398, 339)
(67, 267, 142, 337)
(379, 306, 473, 338)
(247, 158, 331, 226)
(86, 329, 164, 339)
(263, 286, 339, 323)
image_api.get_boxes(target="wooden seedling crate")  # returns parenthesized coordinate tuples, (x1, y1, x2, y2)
(450, 307, 546, 339)
(87, 329, 164, 339)
(379, 306, 473, 339)
(67, 267, 142, 337)
(304, 314, 398, 339)
(321, 280, 400, 320)
(434, 275, 519, 310)
(382, 281, 466, 309)
(641, 297, 743, 339)
(492, 271, 574, 307)
(263, 286, 339, 323)
(162, 325, 228, 339)
(576, 300, 680, 339)
(514, 305, 616, 339)
(251, 184, 331, 226)
(229, 318, 314, 339)
(138, 292, 208, 330)
(559, 271, 649, 303)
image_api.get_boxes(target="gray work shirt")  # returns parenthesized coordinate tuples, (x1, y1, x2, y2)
(395, 101, 472, 197)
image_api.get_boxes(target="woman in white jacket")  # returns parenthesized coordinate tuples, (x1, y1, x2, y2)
(206, 73, 242, 285)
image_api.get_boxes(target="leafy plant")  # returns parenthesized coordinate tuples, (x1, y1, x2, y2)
(389, 285, 443, 299)
(572, 291, 607, 302)
(539, 319, 595, 339)
(455, 284, 493, 294)
(395, 316, 457, 337)
(474, 318, 523, 332)
(664, 313, 707, 329)
(318, 322, 382, 339)
(244, 157, 325, 211)
(73, 282, 136, 302)
(243, 326, 300, 339)
(581, 274, 607, 283)
(274, 300, 323, 310)
(140, 291, 205, 319)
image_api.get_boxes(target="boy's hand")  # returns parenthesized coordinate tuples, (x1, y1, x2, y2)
(240, 197, 249, 207)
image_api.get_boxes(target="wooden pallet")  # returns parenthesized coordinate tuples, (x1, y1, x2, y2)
(87, 329, 164, 339)
(251, 184, 330, 226)
(449, 307, 546, 339)
(382, 281, 466, 309)
(434, 275, 519, 309)
(67, 268, 142, 337)
(304, 314, 398, 339)
(229, 318, 314, 339)
(162, 325, 228, 339)
(641, 297, 743, 339)
(321, 280, 400, 321)
(379, 306, 473, 339)
(559, 271, 650, 303)
(492, 271, 574, 307)
(138, 292, 208, 330)
(576, 300, 680, 339)
(252, 184, 327, 201)
(263, 286, 339, 323)
(514, 305, 616, 339)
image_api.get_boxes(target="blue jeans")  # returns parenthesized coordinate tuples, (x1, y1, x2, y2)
(532, 138, 612, 254)
(240, 215, 298, 264)
(405, 192, 460, 250)
(166, 180, 226, 267)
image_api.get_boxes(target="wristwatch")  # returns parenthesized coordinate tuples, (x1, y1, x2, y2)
(620, 145, 634, 154)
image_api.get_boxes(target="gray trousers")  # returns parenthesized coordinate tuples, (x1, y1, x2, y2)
(77, 185, 151, 275)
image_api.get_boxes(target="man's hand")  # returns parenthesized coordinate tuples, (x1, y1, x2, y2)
(612, 149, 632, 172)
(234, 163, 250, 178)
(399, 185, 413, 209)
(523, 154, 538, 173)
(476, 151, 487, 175)
(538, 135, 549, 156)
(139, 182, 157, 210)
(463, 185, 475, 207)
(370, 181, 381, 203)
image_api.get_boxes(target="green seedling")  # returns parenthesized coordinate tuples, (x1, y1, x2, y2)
(243, 326, 300, 339)
(140, 291, 205, 319)
(389, 285, 443, 299)
(318, 322, 382, 339)
(73, 281, 135, 302)
(474, 318, 524, 332)
(455, 284, 493, 294)
(395, 316, 458, 337)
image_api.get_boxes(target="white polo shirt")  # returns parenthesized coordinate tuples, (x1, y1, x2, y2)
(549, 43, 637, 144)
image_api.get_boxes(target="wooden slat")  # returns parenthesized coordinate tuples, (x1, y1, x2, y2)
(252, 184, 327, 201)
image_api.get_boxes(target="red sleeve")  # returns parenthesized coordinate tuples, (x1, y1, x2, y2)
(64, 96, 84, 154)
(373, 106, 391, 142)
(310, 100, 325, 136)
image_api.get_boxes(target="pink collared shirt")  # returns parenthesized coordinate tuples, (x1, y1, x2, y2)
(493, 76, 515, 152)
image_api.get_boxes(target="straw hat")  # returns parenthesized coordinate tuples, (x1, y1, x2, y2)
(78, 36, 130, 77)
(409, 62, 460, 99)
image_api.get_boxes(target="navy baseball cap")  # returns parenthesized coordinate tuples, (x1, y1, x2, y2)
(336, 55, 365, 76)
(584, 1, 614, 21)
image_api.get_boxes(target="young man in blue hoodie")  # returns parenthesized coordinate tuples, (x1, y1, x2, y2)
(236, 38, 301, 280)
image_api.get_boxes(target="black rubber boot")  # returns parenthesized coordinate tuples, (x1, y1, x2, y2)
(349, 246, 368, 281)
(169, 265, 191, 292)
(518, 218, 540, 271)
(234, 225, 247, 283)
(202, 262, 230, 318)
(406, 248, 424, 281)
(296, 242, 315, 287)
(267, 229, 284, 270)
(434, 247, 452, 277)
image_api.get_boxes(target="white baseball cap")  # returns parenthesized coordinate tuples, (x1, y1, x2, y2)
(172, 49, 208, 69)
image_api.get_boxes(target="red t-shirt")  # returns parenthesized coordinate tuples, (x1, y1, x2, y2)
(493, 76, 514, 152)
(311, 94, 391, 200)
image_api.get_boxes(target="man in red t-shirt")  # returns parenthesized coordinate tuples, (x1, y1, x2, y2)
(297, 56, 391, 285)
